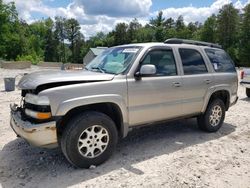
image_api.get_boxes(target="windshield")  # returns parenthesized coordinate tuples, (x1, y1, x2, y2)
(86, 46, 141, 74)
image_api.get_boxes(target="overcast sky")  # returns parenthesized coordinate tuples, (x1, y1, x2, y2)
(3, 0, 250, 38)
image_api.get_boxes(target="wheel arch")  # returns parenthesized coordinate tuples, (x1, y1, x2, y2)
(202, 89, 230, 113)
(56, 102, 128, 140)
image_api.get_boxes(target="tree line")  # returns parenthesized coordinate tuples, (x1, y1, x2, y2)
(0, 0, 250, 66)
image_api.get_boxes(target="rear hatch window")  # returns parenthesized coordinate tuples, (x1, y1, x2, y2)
(205, 49, 236, 72)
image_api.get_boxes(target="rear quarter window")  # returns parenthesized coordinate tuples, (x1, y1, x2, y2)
(205, 49, 236, 72)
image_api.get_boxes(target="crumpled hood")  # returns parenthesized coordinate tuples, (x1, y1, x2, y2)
(18, 70, 115, 90)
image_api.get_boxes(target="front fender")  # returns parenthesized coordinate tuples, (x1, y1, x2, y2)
(55, 94, 128, 124)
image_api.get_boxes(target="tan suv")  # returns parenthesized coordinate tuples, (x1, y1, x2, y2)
(10, 39, 238, 168)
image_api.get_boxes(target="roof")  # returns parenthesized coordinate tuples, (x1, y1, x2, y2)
(115, 42, 223, 50)
(90, 47, 108, 56)
(164, 38, 222, 49)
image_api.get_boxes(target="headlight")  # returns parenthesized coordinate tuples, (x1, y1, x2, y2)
(25, 94, 50, 105)
(25, 109, 52, 120)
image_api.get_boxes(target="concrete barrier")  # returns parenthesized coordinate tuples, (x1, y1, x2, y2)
(64, 63, 84, 70)
(1, 61, 31, 69)
(37, 62, 84, 70)
(0, 60, 3, 68)
(37, 62, 63, 68)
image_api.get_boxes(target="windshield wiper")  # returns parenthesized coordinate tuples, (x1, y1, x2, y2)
(91, 66, 105, 73)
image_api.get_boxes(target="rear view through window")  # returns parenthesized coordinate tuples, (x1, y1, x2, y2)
(205, 49, 236, 72)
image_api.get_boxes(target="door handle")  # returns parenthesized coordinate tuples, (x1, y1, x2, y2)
(204, 79, 212, 84)
(172, 82, 181, 87)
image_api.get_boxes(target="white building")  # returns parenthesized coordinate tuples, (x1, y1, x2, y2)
(83, 47, 108, 65)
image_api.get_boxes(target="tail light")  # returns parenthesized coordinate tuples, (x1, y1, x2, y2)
(240, 71, 245, 80)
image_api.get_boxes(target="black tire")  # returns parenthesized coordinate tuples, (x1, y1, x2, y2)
(61, 111, 118, 168)
(246, 88, 250, 98)
(197, 99, 225, 132)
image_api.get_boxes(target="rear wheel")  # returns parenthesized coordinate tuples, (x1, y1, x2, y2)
(197, 99, 225, 132)
(61, 111, 118, 168)
(246, 88, 250, 98)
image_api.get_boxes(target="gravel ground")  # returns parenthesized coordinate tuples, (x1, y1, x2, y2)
(0, 66, 250, 188)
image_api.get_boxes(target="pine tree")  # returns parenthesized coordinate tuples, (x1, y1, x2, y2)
(200, 14, 217, 43)
(239, 4, 250, 66)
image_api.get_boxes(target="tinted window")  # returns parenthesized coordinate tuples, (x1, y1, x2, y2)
(179, 49, 208, 75)
(141, 49, 177, 76)
(205, 49, 236, 72)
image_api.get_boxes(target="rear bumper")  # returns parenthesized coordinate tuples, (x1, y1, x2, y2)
(240, 81, 250, 88)
(10, 104, 58, 148)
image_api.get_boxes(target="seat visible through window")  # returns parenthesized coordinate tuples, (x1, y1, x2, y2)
(141, 49, 177, 76)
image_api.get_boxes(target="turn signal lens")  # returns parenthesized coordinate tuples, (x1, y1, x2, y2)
(25, 109, 52, 120)
(37, 112, 52, 119)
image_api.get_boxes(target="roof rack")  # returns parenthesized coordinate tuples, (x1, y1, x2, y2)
(164, 38, 222, 49)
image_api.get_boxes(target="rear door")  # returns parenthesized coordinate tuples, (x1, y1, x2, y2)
(178, 48, 214, 115)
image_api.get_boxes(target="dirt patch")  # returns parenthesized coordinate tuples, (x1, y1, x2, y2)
(1, 61, 31, 69)
(0, 67, 250, 188)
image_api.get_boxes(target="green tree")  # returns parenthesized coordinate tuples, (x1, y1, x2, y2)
(175, 16, 192, 39)
(44, 18, 58, 62)
(104, 32, 115, 47)
(74, 32, 85, 63)
(136, 25, 155, 42)
(89, 32, 106, 47)
(114, 23, 128, 45)
(165, 28, 177, 39)
(239, 4, 250, 66)
(0, 0, 20, 60)
(150, 11, 165, 27)
(200, 14, 217, 43)
(150, 11, 166, 41)
(2, 0, 250, 67)
(217, 4, 239, 62)
(164, 17, 175, 29)
(55, 16, 66, 62)
(175, 16, 185, 32)
(28, 21, 48, 60)
(127, 18, 142, 43)
(64, 18, 81, 63)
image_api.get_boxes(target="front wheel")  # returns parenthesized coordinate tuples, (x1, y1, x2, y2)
(61, 111, 118, 168)
(197, 99, 225, 132)
(246, 88, 250, 98)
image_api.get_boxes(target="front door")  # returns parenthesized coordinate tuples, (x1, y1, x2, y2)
(127, 47, 183, 126)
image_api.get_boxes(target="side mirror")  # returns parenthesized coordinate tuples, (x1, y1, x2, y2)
(139, 64, 156, 76)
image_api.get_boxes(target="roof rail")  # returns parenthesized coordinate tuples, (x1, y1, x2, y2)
(164, 38, 222, 49)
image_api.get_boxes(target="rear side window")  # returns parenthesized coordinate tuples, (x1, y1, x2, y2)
(179, 49, 208, 75)
(205, 49, 236, 72)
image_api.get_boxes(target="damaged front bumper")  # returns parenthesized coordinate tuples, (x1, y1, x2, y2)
(10, 104, 58, 148)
